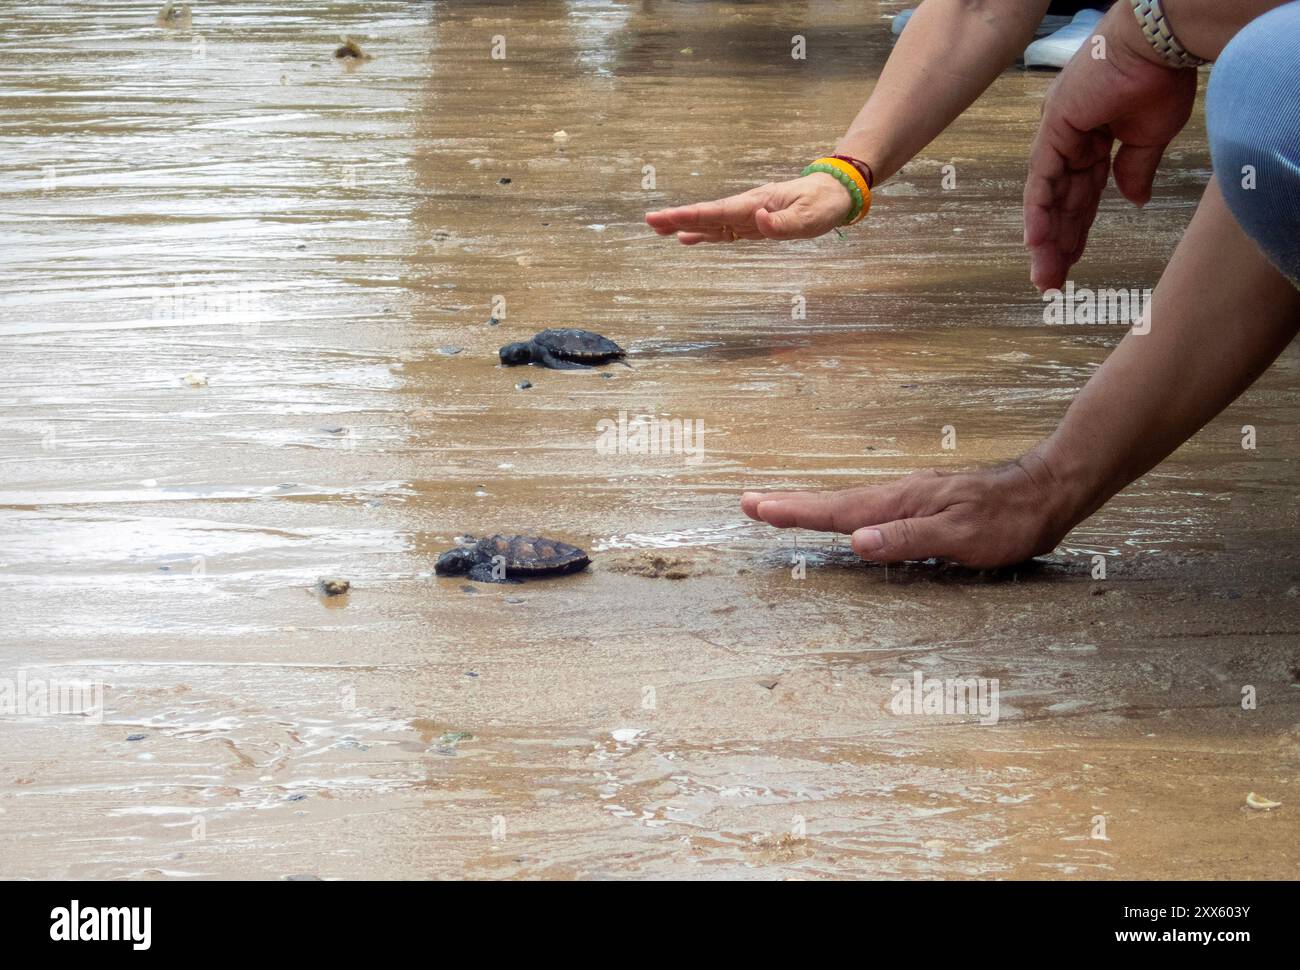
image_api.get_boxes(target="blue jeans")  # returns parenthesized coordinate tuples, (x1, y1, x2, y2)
(1208, 1, 1300, 285)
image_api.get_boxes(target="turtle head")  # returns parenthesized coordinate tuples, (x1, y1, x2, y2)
(434, 547, 476, 576)
(498, 341, 533, 366)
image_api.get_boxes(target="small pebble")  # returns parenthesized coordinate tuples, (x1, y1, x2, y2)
(126, 733, 146, 742)
(286, 792, 308, 802)
(487, 315, 500, 326)
(182, 372, 208, 387)
(497, 177, 511, 185)
(437, 346, 463, 356)
(516, 380, 532, 390)
(316, 577, 350, 596)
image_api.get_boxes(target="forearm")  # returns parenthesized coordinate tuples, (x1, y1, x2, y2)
(836, 0, 1050, 183)
(1035, 179, 1300, 526)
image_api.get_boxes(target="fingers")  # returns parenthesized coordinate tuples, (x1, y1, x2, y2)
(1029, 243, 1072, 295)
(742, 477, 1025, 566)
(1024, 136, 1111, 292)
(743, 483, 912, 534)
(674, 224, 765, 245)
(1112, 142, 1165, 208)
(851, 515, 964, 564)
(741, 489, 817, 520)
(644, 190, 763, 236)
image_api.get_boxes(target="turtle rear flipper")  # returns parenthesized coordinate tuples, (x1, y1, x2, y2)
(537, 350, 592, 371)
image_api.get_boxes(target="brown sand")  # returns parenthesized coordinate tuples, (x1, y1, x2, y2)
(0, 1, 1296, 879)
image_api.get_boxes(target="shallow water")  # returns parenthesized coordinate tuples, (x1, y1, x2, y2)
(2, 1, 1298, 879)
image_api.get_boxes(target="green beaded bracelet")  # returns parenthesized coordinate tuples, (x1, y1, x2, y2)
(801, 161, 865, 225)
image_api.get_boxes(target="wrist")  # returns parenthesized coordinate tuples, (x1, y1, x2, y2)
(835, 137, 892, 187)
(1103, 2, 1173, 70)
(1021, 437, 1110, 535)
(806, 171, 856, 223)
(801, 158, 870, 224)
(1115, 0, 1208, 69)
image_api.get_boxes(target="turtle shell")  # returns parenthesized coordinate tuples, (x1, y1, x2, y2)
(533, 329, 625, 362)
(475, 534, 590, 576)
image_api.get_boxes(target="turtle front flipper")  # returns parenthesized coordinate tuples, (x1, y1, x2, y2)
(538, 351, 592, 370)
(468, 562, 519, 584)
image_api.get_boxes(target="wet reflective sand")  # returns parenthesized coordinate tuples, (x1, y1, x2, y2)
(2, 1, 1298, 879)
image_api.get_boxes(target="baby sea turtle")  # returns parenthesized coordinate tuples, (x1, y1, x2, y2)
(334, 38, 372, 60)
(498, 329, 625, 370)
(156, 2, 192, 28)
(434, 535, 590, 583)
(315, 576, 351, 596)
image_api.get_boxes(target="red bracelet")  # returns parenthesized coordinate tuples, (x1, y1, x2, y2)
(829, 153, 874, 189)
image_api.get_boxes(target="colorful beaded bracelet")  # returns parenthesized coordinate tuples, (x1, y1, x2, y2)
(801, 158, 871, 225)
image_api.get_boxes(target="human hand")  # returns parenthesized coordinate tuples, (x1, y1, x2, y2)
(741, 454, 1082, 569)
(1024, 7, 1197, 292)
(645, 172, 855, 244)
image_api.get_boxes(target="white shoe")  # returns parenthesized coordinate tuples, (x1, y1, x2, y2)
(1023, 9, 1105, 68)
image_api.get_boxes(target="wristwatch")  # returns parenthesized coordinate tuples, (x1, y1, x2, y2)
(1129, 0, 1208, 68)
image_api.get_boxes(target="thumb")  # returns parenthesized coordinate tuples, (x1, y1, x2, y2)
(1112, 142, 1165, 208)
(852, 516, 956, 564)
(754, 205, 807, 240)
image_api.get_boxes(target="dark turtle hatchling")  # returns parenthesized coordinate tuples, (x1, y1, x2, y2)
(434, 534, 590, 583)
(334, 38, 372, 60)
(498, 329, 625, 370)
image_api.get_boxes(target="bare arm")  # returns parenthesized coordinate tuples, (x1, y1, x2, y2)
(743, 179, 1300, 566)
(646, 0, 1049, 244)
(837, 0, 1050, 184)
(1037, 178, 1300, 526)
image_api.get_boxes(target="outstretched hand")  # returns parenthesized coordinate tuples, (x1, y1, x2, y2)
(741, 456, 1080, 569)
(645, 172, 854, 244)
(1024, 8, 1196, 292)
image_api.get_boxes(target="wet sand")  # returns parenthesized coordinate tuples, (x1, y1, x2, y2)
(2, 1, 1297, 879)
